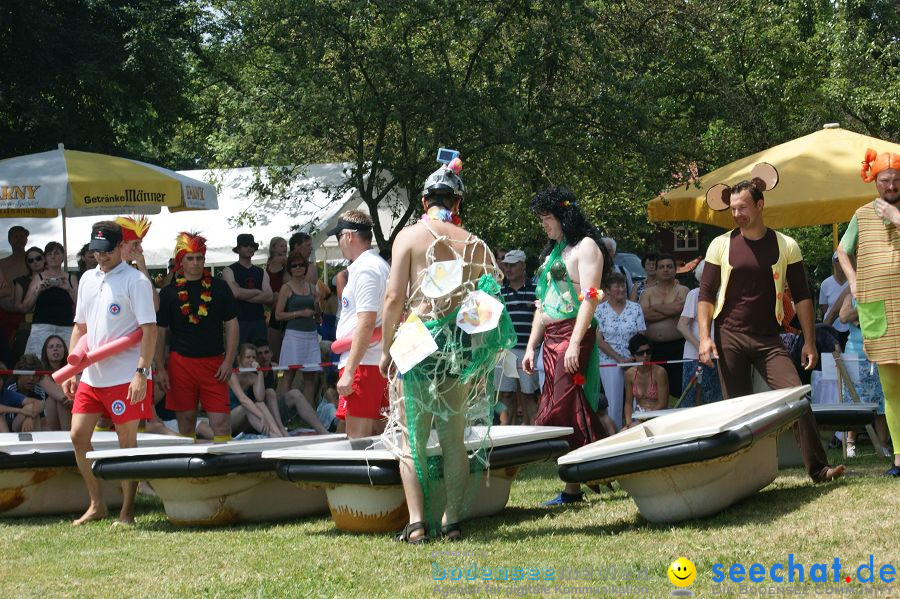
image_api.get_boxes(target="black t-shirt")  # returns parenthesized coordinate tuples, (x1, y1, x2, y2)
(262, 369, 276, 390)
(228, 262, 265, 321)
(158, 277, 237, 357)
(16, 274, 76, 326)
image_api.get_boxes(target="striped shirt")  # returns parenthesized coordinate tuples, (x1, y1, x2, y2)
(841, 204, 900, 364)
(501, 281, 537, 349)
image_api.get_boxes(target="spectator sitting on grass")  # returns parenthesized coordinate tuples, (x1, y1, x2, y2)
(623, 334, 669, 428)
(0, 356, 46, 432)
(254, 337, 327, 434)
(39, 334, 72, 430)
(229, 343, 286, 437)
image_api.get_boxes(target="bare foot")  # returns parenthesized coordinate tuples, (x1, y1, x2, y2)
(817, 464, 846, 483)
(72, 505, 108, 526)
(112, 518, 134, 527)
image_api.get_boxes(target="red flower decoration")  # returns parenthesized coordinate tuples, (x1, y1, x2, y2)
(573, 372, 586, 385)
(175, 270, 214, 325)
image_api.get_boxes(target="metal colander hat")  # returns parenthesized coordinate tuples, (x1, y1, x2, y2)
(422, 157, 465, 198)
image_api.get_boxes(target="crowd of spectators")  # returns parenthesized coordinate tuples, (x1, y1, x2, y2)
(0, 222, 888, 454)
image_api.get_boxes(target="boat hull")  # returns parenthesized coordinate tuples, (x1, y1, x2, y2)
(0, 466, 123, 517)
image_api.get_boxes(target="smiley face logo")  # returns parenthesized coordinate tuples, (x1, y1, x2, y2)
(668, 558, 696, 588)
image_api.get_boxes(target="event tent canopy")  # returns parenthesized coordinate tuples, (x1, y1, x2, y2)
(1, 164, 408, 268)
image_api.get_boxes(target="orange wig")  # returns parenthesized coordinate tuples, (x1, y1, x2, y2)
(861, 149, 900, 182)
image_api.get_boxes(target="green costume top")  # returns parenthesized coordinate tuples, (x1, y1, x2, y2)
(535, 241, 602, 411)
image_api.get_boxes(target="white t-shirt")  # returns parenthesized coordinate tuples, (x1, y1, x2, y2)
(335, 249, 390, 368)
(818, 275, 849, 333)
(680, 288, 714, 360)
(74, 262, 156, 387)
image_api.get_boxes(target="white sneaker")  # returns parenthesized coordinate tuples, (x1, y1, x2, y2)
(846, 445, 857, 458)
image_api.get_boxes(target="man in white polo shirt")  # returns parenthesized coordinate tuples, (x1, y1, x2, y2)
(328, 210, 390, 438)
(63, 221, 158, 526)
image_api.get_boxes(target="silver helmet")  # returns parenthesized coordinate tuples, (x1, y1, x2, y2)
(422, 163, 465, 198)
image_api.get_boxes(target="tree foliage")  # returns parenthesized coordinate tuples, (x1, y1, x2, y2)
(0, 0, 201, 164)
(189, 0, 898, 258)
(2, 0, 896, 263)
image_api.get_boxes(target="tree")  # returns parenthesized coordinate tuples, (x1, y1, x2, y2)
(0, 0, 200, 165)
(188, 0, 897, 258)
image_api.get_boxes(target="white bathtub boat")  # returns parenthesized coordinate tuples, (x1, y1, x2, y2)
(0, 431, 191, 517)
(631, 401, 880, 469)
(262, 425, 572, 533)
(88, 435, 343, 526)
(776, 402, 880, 467)
(558, 386, 812, 522)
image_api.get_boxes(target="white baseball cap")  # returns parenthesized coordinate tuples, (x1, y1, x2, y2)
(501, 250, 526, 264)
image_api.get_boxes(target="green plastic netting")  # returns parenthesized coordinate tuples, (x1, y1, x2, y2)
(382, 224, 515, 537)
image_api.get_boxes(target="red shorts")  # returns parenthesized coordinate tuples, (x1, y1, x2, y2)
(165, 352, 229, 414)
(73, 380, 153, 424)
(336, 365, 389, 420)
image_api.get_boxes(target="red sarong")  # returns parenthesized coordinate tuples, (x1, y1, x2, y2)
(535, 319, 602, 450)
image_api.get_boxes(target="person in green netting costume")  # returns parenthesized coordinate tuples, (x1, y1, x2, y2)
(521, 186, 614, 506)
(380, 156, 515, 543)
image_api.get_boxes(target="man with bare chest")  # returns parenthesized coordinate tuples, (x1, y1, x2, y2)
(640, 254, 688, 397)
(380, 157, 515, 542)
(522, 187, 613, 505)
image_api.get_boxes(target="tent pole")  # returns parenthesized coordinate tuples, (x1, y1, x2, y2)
(832, 223, 838, 250)
(62, 208, 69, 272)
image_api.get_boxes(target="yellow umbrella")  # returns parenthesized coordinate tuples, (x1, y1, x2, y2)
(647, 125, 900, 229)
(0, 144, 218, 265)
(0, 144, 217, 218)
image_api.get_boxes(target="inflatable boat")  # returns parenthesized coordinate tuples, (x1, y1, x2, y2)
(89, 435, 342, 526)
(263, 425, 572, 533)
(558, 386, 812, 522)
(0, 431, 191, 517)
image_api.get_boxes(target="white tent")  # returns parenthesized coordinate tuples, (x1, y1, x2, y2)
(0, 164, 409, 268)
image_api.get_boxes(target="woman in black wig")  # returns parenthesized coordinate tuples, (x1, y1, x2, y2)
(522, 186, 614, 505)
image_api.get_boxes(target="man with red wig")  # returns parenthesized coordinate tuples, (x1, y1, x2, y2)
(837, 149, 900, 476)
(155, 232, 238, 442)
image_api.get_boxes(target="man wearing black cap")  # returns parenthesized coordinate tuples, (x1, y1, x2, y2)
(327, 210, 390, 438)
(0, 225, 30, 348)
(222, 233, 273, 344)
(62, 221, 158, 525)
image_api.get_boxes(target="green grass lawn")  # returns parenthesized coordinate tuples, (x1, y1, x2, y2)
(1, 448, 897, 599)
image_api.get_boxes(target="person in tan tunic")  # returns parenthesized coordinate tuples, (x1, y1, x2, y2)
(837, 149, 900, 477)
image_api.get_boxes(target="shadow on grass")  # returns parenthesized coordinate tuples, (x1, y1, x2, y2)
(135, 511, 334, 533)
(476, 471, 846, 541)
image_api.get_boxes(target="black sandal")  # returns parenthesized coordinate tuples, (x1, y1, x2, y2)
(394, 521, 428, 544)
(440, 522, 462, 542)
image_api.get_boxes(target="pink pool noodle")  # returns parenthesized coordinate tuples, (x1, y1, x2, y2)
(330, 327, 382, 355)
(67, 336, 89, 366)
(52, 329, 143, 383)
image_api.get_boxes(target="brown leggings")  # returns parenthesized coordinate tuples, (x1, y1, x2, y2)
(715, 326, 832, 481)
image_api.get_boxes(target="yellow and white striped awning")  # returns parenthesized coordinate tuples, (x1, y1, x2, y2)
(0, 145, 217, 218)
